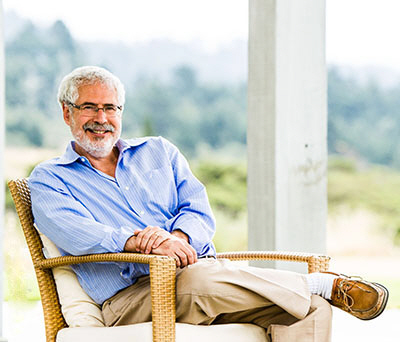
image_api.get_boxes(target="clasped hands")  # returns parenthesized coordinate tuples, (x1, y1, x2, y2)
(124, 226, 198, 268)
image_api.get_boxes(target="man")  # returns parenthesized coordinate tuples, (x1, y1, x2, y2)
(29, 66, 388, 341)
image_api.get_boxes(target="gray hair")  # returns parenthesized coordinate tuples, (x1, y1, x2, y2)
(57, 66, 125, 107)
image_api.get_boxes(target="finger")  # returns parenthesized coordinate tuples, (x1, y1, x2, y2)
(175, 240, 197, 265)
(137, 227, 158, 252)
(151, 234, 170, 250)
(188, 244, 198, 264)
(183, 244, 197, 266)
(185, 246, 196, 265)
(173, 254, 181, 268)
(133, 229, 142, 251)
(134, 227, 149, 250)
(141, 227, 160, 250)
(144, 232, 169, 254)
(175, 249, 189, 268)
(143, 233, 159, 254)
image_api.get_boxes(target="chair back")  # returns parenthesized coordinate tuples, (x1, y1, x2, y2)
(8, 178, 67, 342)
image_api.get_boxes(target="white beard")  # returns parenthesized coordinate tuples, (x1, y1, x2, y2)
(70, 116, 121, 158)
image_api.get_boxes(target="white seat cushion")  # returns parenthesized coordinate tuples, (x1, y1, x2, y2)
(57, 322, 267, 342)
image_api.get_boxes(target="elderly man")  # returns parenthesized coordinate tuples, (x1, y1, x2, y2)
(29, 66, 388, 341)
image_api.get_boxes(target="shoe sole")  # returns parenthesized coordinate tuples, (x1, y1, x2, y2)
(359, 282, 389, 320)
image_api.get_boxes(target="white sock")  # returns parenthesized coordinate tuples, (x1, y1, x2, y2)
(305, 273, 338, 300)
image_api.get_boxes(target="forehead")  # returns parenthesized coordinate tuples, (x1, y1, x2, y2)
(76, 83, 118, 104)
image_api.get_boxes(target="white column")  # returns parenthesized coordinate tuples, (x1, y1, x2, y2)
(0, 1, 6, 340)
(248, 0, 327, 272)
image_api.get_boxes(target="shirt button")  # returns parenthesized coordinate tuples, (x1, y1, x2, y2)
(140, 210, 145, 215)
(125, 186, 129, 190)
(80, 157, 85, 162)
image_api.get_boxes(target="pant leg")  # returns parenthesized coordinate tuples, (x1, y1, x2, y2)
(267, 295, 332, 342)
(102, 275, 153, 326)
(102, 258, 327, 341)
(174, 258, 311, 324)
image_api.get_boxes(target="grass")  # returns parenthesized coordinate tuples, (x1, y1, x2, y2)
(329, 157, 400, 245)
(213, 211, 248, 252)
(4, 212, 40, 302)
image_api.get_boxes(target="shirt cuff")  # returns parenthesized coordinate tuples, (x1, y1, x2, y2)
(110, 225, 135, 252)
(168, 214, 212, 253)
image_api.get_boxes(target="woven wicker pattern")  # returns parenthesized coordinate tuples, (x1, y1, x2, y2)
(8, 178, 67, 342)
(217, 251, 330, 273)
(8, 178, 330, 342)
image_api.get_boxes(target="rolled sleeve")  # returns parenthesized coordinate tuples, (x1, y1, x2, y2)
(110, 226, 134, 252)
(162, 138, 216, 256)
(166, 213, 216, 255)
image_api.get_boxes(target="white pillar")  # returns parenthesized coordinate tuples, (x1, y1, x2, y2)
(248, 0, 327, 272)
(0, 1, 6, 340)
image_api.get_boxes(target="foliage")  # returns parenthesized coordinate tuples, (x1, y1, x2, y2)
(328, 67, 400, 168)
(328, 155, 357, 173)
(4, 210, 41, 302)
(5, 182, 15, 211)
(212, 211, 248, 252)
(328, 156, 400, 244)
(193, 161, 247, 217)
(5, 20, 247, 157)
(6, 20, 81, 111)
(4, 253, 40, 302)
(5, 19, 83, 148)
(124, 66, 247, 156)
(8, 19, 400, 168)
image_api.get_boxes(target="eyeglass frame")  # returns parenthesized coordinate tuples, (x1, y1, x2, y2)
(66, 101, 123, 116)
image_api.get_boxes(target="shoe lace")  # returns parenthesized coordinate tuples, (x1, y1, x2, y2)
(336, 275, 372, 312)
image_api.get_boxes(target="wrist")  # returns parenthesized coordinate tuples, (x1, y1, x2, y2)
(171, 229, 189, 243)
(124, 235, 137, 252)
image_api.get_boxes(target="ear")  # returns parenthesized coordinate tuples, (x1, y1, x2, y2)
(62, 102, 71, 125)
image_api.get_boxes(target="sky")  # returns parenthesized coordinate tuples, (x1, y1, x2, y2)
(3, 0, 400, 71)
(3, 0, 248, 52)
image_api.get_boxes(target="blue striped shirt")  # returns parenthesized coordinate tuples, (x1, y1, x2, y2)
(29, 137, 216, 304)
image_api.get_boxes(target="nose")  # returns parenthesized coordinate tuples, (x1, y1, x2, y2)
(93, 108, 107, 124)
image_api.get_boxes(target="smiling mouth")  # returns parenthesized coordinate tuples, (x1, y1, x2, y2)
(86, 129, 110, 134)
(83, 123, 115, 135)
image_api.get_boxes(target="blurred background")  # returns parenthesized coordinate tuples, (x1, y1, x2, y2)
(2, 0, 400, 340)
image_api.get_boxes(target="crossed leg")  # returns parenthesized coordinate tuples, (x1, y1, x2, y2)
(102, 259, 332, 342)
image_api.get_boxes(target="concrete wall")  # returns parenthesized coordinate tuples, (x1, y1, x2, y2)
(248, 0, 327, 272)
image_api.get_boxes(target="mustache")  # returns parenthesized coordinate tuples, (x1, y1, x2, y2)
(83, 122, 115, 133)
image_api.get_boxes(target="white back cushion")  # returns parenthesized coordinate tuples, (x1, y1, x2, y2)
(40, 233, 105, 327)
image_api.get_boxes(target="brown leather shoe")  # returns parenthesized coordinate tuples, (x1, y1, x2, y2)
(328, 273, 389, 320)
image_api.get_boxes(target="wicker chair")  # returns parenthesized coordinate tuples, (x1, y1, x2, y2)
(8, 178, 330, 342)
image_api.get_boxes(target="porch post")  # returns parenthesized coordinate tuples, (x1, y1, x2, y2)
(248, 0, 327, 271)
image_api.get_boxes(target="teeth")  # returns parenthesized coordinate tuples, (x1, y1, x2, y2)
(93, 130, 106, 134)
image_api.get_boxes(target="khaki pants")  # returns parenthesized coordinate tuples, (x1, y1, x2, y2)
(102, 259, 332, 342)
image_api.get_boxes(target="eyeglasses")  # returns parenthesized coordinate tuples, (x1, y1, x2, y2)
(67, 102, 123, 117)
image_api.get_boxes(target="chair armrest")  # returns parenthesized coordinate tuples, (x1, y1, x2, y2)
(37, 253, 176, 342)
(36, 252, 169, 268)
(216, 251, 330, 273)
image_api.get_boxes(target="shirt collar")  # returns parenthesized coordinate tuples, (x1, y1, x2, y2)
(116, 137, 150, 152)
(56, 137, 151, 165)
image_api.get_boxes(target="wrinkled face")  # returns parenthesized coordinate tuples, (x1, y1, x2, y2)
(63, 83, 122, 158)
